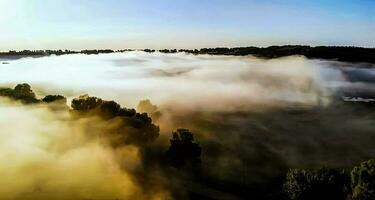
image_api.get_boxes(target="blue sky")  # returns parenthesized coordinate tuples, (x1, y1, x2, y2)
(0, 0, 374, 50)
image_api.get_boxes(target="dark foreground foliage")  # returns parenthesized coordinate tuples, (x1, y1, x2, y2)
(284, 168, 350, 200)
(285, 159, 375, 200)
(351, 159, 375, 200)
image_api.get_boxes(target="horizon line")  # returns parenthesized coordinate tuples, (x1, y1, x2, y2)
(1, 44, 375, 52)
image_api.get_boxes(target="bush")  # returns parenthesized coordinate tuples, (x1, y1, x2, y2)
(351, 159, 375, 200)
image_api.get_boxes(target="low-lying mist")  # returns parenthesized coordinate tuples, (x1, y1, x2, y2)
(1, 52, 375, 199)
(0, 52, 334, 109)
(0, 98, 171, 200)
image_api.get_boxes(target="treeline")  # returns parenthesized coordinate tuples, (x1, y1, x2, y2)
(0, 49, 117, 56)
(176, 46, 375, 63)
(144, 46, 375, 64)
(1, 46, 375, 63)
(0, 83, 160, 145)
(143, 45, 375, 64)
(0, 83, 200, 162)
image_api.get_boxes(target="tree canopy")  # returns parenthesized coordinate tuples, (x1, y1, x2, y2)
(167, 128, 202, 167)
(71, 95, 159, 145)
(0, 83, 39, 103)
(0, 84, 160, 146)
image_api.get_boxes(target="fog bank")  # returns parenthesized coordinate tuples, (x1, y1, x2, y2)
(0, 52, 352, 111)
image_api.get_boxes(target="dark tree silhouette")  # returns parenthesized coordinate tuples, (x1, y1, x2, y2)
(167, 128, 202, 167)
(42, 95, 67, 103)
(71, 94, 103, 111)
(14, 83, 36, 98)
(42, 95, 68, 109)
(0, 83, 39, 103)
(143, 49, 155, 53)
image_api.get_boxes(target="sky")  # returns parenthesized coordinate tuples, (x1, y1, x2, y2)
(0, 0, 374, 50)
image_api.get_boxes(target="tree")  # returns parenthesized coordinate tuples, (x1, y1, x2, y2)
(284, 168, 349, 200)
(70, 95, 159, 145)
(14, 83, 36, 98)
(42, 95, 66, 103)
(351, 159, 375, 200)
(71, 94, 103, 111)
(0, 83, 39, 104)
(167, 129, 202, 167)
(42, 95, 68, 109)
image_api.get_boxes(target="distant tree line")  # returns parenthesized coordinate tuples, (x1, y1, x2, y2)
(0, 49, 116, 56)
(1, 45, 374, 63)
(144, 45, 375, 64)
(177, 46, 375, 63)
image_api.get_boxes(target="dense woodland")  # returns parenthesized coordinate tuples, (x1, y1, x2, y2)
(1, 45, 375, 64)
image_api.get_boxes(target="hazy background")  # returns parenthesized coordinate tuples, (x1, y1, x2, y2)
(0, 52, 373, 110)
(1, 52, 321, 112)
